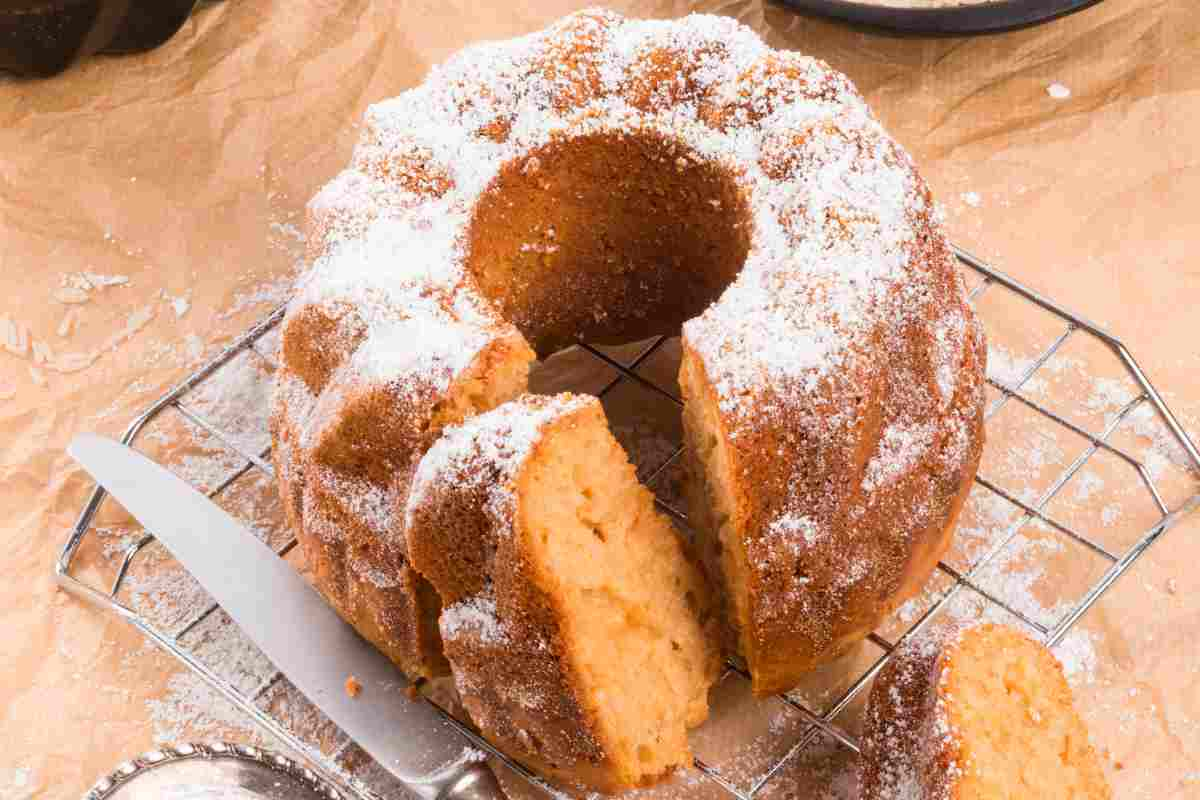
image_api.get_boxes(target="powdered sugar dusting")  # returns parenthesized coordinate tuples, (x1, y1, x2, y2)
(310, 467, 398, 541)
(268, 11, 991, 792)
(1055, 628, 1099, 685)
(766, 513, 824, 555)
(859, 627, 952, 800)
(147, 670, 268, 746)
(441, 594, 508, 645)
(931, 311, 966, 403)
(684, 105, 925, 415)
(406, 393, 593, 535)
(293, 6, 965, 452)
(863, 421, 938, 493)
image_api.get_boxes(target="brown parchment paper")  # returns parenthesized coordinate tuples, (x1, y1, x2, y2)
(2, 1, 1199, 797)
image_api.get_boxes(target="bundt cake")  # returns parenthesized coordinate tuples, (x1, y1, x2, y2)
(404, 393, 720, 791)
(859, 623, 1111, 799)
(270, 8, 985, 699)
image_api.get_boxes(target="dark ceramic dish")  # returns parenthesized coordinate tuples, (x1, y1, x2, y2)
(0, 0, 200, 77)
(776, 0, 1104, 35)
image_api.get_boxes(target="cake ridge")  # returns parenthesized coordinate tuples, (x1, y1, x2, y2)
(405, 391, 594, 537)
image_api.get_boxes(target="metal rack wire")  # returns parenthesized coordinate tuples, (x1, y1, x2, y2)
(56, 246, 1200, 800)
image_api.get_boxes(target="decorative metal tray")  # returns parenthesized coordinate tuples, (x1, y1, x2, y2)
(84, 742, 341, 800)
(57, 245, 1200, 799)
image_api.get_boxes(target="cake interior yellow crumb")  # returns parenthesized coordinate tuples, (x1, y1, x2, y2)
(519, 411, 716, 785)
(944, 626, 1111, 799)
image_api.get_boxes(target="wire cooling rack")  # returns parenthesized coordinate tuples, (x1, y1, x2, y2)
(57, 246, 1200, 800)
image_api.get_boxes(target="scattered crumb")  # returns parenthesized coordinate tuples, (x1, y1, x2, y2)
(961, 191, 981, 208)
(2, 765, 38, 796)
(54, 351, 98, 374)
(32, 339, 52, 364)
(1047, 82, 1072, 99)
(184, 333, 205, 361)
(170, 295, 191, 319)
(53, 286, 90, 305)
(1166, 578, 1178, 596)
(345, 675, 362, 698)
(1073, 471, 1104, 502)
(57, 308, 79, 338)
(82, 271, 130, 288)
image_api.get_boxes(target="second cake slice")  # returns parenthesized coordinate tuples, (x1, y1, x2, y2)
(404, 393, 720, 792)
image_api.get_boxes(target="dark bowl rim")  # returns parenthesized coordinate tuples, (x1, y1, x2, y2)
(772, 0, 1106, 36)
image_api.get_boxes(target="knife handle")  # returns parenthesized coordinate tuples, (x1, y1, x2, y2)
(436, 761, 506, 800)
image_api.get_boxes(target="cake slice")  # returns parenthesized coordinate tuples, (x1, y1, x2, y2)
(860, 622, 1111, 799)
(404, 393, 720, 792)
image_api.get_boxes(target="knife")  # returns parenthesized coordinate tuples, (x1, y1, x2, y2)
(68, 433, 504, 800)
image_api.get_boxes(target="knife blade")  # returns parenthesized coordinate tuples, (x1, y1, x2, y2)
(68, 433, 503, 800)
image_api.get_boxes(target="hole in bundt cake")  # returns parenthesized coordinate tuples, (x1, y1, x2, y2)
(466, 131, 751, 355)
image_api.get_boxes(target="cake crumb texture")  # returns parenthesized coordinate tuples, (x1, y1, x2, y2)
(406, 394, 720, 792)
(860, 622, 1112, 799)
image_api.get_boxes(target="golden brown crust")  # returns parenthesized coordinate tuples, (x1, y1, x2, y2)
(302, 467, 448, 678)
(271, 324, 533, 680)
(679, 173, 987, 695)
(270, 371, 449, 680)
